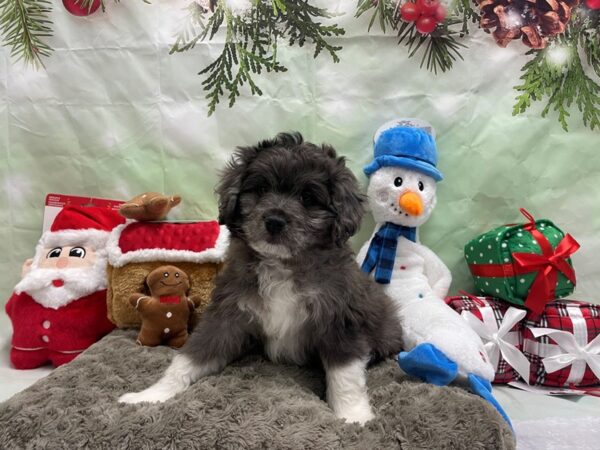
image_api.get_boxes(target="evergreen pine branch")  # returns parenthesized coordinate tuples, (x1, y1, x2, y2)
(283, 0, 345, 61)
(355, 0, 397, 33)
(197, 3, 285, 115)
(356, 0, 468, 73)
(569, 56, 599, 130)
(397, 17, 466, 74)
(453, 0, 479, 35)
(513, 12, 600, 131)
(173, 0, 344, 116)
(0, 0, 53, 67)
(271, 0, 286, 14)
(198, 4, 286, 115)
(579, 9, 599, 78)
(171, 3, 224, 54)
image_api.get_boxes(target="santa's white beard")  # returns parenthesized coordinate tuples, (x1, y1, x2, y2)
(15, 256, 108, 310)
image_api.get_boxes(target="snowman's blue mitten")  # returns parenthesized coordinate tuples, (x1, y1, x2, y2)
(397, 343, 459, 386)
(468, 373, 513, 430)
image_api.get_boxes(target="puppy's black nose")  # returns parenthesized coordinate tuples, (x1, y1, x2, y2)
(264, 215, 287, 235)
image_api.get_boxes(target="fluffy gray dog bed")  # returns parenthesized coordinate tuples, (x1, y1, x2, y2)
(0, 330, 514, 449)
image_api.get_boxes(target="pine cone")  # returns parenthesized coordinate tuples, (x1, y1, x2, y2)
(476, 0, 580, 49)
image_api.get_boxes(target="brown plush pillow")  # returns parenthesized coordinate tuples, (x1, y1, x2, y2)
(106, 220, 229, 328)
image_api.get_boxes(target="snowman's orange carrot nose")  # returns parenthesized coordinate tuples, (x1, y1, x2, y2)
(398, 191, 424, 216)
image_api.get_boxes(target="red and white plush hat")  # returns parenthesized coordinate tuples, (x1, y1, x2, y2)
(39, 206, 126, 250)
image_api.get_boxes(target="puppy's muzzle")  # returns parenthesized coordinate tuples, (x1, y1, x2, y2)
(264, 212, 287, 235)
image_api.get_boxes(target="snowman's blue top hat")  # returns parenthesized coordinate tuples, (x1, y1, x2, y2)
(364, 125, 443, 182)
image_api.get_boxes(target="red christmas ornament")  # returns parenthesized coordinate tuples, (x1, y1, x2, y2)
(63, 0, 101, 16)
(586, 0, 600, 9)
(400, 2, 421, 21)
(434, 4, 447, 22)
(416, 0, 440, 16)
(416, 16, 438, 34)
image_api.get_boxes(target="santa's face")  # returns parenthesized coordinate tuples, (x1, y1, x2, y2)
(15, 244, 108, 310)
(367, 166, 437, 228)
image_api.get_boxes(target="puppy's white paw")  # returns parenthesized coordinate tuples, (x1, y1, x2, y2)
(118, 387, 176, 404)
(336, 404, 375, 425)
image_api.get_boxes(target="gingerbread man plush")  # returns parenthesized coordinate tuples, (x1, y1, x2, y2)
(129, 265, 197, 348)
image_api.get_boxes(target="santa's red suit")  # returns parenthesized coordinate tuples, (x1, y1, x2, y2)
(5, 290, 115, 368)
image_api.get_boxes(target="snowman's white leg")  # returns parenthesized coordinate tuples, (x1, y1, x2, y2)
(396, 295, 495, 381)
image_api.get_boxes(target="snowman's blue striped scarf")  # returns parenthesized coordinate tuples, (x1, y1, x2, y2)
(360, 222, 417, 284)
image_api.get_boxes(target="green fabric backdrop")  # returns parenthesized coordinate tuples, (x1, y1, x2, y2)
(1, 0, 598, 308)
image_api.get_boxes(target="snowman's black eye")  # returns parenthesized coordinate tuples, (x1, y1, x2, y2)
(418, 181, 424, 191)
(47, 247, 62, 258)
(163, 272, 169, 278)
(394, 177, 403, 187)
(69, 247, 86, 258)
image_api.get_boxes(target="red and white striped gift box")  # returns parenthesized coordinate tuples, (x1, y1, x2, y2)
(524, 300, 600, 387)
(447, 295, 530, 384)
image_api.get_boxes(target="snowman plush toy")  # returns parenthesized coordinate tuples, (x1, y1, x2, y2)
(357, 119, 510, 426)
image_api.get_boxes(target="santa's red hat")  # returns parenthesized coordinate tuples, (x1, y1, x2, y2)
(39, 206, 125, 250)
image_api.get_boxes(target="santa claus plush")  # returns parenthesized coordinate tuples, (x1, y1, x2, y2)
(5, 206, 125, 369)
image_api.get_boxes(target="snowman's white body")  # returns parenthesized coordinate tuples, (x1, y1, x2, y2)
(357, 231, 494, 380)
(358, 166, 494, 381)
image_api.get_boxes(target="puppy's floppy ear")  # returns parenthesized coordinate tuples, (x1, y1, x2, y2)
(326, 145, 365, 246)
(215, 145, 259, 234)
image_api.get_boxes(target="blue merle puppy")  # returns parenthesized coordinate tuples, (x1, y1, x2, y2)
(120, 133, 403, 424)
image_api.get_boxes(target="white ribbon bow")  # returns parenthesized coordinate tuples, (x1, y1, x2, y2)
(529, 327, 600, 382)
(462, 306, 530, 382)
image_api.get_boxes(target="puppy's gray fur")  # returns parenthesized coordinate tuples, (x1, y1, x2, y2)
(119, 133, 403, 424)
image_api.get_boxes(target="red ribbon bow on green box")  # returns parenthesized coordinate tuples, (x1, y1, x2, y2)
(512, 209, 580, 313)
(468, 209, 580, 314)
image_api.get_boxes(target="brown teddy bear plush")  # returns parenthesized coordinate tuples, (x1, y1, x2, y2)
(129, 265, 198, 348)
(119, 192, 182, 221)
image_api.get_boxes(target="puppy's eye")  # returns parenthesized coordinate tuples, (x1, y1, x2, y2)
(163, 272, 169, 278)
(47, 247, 62, 258)
(254, 184, 268, 196)
(418, 181, 424, 191)
(394, 177, 403, 187)
(68, 247, 86, 258)
(174, 273, 180, 278)
(301, 190, 318, 207)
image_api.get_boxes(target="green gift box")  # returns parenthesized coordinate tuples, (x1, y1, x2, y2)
(464, 209, 580, 314)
